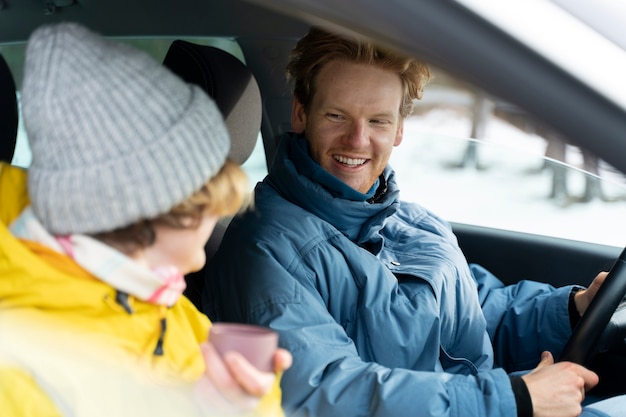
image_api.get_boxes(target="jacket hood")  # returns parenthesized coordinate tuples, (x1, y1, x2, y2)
(267, 133, 400, 245)
(0, 163, 114, 312)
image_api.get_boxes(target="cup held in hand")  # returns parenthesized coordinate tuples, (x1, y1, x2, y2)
(209, 323, 278, 372)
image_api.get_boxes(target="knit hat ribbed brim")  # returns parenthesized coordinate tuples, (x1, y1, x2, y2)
(21, 22, 230, 235)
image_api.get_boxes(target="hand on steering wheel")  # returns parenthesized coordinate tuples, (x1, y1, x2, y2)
(558, 247, 626, 366)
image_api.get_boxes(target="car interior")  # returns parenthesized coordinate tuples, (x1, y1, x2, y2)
(161, 39, 262, 307)
(1, 0, 626, 398)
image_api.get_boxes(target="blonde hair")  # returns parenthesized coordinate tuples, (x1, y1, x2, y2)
(92, 159, 248, 252)
(164, 159, 249, 223)
(287, 27, 431, 118)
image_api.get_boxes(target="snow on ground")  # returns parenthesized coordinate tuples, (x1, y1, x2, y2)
(390, 110, 626, 248)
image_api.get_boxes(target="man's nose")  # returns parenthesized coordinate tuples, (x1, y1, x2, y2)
(345, 121, 368, 147)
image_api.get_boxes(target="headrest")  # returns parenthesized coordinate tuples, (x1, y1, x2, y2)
(0, 54, 18, 163)
(163, 40, 262, 165)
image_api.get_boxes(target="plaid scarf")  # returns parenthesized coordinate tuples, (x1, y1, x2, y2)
(9, 207, 186, 307)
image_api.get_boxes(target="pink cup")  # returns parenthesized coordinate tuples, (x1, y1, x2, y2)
(209, 323, 278, 372)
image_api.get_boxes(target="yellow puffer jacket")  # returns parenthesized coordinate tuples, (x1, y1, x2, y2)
(0, 162, 284, 417)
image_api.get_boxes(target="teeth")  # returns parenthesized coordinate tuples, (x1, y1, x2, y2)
(335, 155, 366, 167)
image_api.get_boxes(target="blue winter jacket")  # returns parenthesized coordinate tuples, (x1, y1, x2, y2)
(204, 133, 575, 417)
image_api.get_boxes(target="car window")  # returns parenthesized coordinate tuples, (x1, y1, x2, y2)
(1, 37, 268, 187)
(392, 66, 626, 247)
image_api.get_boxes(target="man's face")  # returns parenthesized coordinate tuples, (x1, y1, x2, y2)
(291, 59, 404, 194)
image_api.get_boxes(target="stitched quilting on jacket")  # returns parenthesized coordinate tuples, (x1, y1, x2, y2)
(205, 132, 575, 417)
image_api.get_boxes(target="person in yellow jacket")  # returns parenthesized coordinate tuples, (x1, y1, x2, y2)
(0, 22, 291, 417)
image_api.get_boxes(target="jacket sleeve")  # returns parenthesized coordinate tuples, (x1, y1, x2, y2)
(471, 263, 574, 371)
(0, 366, 62, 417)
(205, 244, 519, 417)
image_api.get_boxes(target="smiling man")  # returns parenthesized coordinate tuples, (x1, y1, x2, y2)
(204, 27, 624, 417)
(292, 59, 404, 194)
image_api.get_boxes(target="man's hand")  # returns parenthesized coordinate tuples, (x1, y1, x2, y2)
(574, 271, 608, 316)
(522, 351, 599, 417)
(194, 341, 292, 415)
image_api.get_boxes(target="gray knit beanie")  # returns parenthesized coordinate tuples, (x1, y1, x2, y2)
(21, 22, 230, 235)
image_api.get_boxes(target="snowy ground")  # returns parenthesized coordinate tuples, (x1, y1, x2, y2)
(389, 110, 626, 248)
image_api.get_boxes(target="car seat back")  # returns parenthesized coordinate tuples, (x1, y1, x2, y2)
(0, 54, 18, 164)
(163, 40, 262, 309)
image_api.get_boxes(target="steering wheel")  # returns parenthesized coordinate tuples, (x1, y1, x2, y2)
(558, 247, 626, 366)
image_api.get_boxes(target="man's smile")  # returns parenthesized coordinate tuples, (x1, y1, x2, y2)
(333, 154, 368, 168)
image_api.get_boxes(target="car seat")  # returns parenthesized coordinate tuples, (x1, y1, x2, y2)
(0, 53, 18, 164)
(163, 40, 262, 309)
